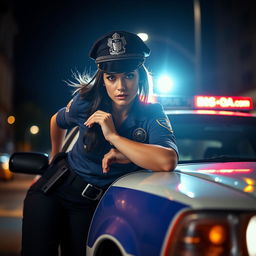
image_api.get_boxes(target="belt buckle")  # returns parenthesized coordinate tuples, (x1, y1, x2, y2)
(81, 184, 103, 200)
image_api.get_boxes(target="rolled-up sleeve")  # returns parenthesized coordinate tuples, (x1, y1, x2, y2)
(56, 94, 81, 129)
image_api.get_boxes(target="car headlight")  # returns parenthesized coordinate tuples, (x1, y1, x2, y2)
(163, 210, 256, 256)
(247, 215, 256, 256)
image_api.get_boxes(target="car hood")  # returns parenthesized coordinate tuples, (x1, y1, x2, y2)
(113, 161, 256, 210)
(176, 161, 256, 197)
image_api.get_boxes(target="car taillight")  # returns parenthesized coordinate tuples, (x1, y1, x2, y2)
(163, 211, 256, 256)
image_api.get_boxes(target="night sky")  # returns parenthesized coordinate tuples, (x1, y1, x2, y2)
(11, 0, 216, 150)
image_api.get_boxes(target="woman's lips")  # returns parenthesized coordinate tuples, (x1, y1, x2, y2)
(115, 94, 128, 100)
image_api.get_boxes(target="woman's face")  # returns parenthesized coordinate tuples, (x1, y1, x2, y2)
(103, 70, 139, 108)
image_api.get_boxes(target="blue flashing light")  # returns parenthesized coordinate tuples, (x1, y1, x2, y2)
(156, 75, 174, 94)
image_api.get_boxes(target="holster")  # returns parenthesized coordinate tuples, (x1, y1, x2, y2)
(41, 152, 69, 194)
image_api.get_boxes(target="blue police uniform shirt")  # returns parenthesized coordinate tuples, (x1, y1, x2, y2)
(56, 93, 179, 188)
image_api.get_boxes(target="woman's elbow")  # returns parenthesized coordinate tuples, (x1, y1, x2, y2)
(161, 149, 178, 172)
(161, 160, 177, 172)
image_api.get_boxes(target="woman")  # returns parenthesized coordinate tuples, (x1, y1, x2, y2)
(22, 31, 179, 256)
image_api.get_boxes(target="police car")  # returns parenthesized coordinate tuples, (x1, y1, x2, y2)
(10, 95, 256, 256)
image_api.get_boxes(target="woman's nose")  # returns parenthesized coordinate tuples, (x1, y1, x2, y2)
(116, 78, 126, 91)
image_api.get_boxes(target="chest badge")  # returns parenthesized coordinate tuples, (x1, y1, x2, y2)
(132, 128, 147, 142)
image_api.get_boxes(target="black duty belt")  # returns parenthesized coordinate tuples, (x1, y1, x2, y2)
(41, 159, 104, 201)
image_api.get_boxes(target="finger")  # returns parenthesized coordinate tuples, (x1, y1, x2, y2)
(85, 110, 108, 121)
(102, 165, 109, 173)
(85, 111, 112, 123)
(102, 153, 110, 170)
(84, 111, 100, 124)
(85, 112, 107, 126)
(102, 150, 118, 173)
(102, 157, 110, 173)
(84, 113, 97, 126)
(84, 115, 100, 127)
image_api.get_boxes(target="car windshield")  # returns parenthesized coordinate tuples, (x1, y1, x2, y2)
(170, 114, 256, 163)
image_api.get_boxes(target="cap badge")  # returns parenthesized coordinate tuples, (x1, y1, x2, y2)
(107, 33, 126, 55)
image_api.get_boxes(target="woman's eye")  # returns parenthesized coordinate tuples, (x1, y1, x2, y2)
(107, 75, 115, 81)
(125, 73, 135, 79)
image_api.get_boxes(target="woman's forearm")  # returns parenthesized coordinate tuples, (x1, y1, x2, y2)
(108, 134, 178, 172)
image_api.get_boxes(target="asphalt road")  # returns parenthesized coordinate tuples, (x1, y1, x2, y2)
(0, 174, 35, 256)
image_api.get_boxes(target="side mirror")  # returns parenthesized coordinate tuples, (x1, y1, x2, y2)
(9, 152, 49, 175)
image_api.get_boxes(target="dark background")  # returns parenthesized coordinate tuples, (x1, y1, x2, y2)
(9, 0, 217, 151)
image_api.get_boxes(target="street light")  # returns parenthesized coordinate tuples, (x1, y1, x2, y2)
(193, 0, 202, 92)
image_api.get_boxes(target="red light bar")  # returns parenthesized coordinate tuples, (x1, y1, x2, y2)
(197, 169, 252, 174)
(194, 95, 253, 110)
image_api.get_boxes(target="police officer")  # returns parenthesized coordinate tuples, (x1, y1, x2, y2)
(22, 31, 179, 256)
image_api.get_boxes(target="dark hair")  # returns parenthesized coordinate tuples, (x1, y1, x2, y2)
(70, 65, 152, 151)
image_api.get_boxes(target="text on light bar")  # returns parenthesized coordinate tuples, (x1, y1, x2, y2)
(194, 96, 253, 110)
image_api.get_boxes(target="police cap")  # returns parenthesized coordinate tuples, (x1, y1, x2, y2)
(89, 31, 150, 73)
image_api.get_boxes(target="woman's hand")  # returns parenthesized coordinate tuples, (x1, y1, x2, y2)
(84, 110, 117, 141)
(102, 148, 131, 173)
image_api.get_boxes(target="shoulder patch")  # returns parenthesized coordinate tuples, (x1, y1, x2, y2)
(65, 99, 73, 112)
(156, 118, 173, 133)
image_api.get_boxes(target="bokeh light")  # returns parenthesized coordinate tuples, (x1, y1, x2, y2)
(7, 115, 15, 125)
(137, 33, 149, 42)
(30, 125, 40, 135)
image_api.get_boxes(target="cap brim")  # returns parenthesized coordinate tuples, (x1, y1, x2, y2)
(98, 59, 143, 73)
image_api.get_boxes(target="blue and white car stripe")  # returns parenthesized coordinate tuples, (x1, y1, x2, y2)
(87, 185, 188, 256)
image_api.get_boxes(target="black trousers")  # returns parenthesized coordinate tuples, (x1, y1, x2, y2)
(21, 159, 100, 256)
